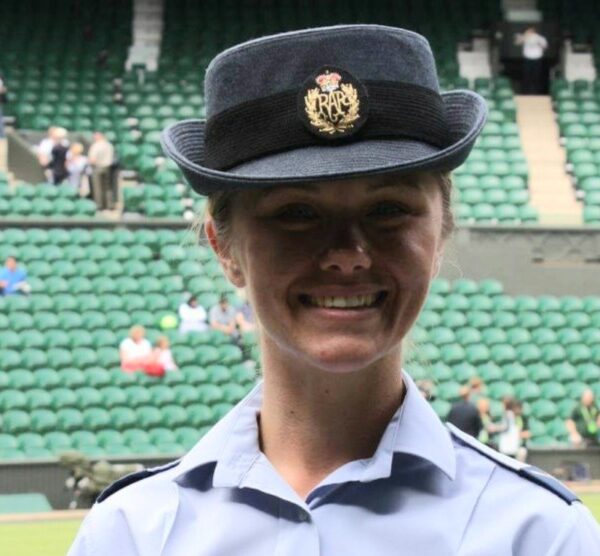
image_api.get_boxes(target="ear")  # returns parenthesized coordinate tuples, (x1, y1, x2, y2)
(205, 217, 246, 288)
(432, 245, 444, 279)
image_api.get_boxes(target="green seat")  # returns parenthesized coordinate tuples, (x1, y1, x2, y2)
(136, 406, 163, 428)
(4, 410, 31, 434)
(186, 403, 215, 427)
(531, 328, 557, 345)
(222, 383, 247, 404)
(56, 408, 84, 432)
(96, 429, 125, 448)
(82, 407, 111, 431)
(515, 343, 541, 364)
(74, 387, 103, 407)
(85, 367, 111, 388)
(71, 430, 99, 449)
(530, 399, 558, 421)
(8, 369, 35, 389)
(529, 363, 553, 382)
(504, 362, 528, 382)
(514, 381, 541, 402)
(0, 389, 27, 411)
(436, 381, 461, 402)
(125, 386, 152, 407)
(161, 405, 188, 427)
(99, 386, 128, 408)
(122, 429, 151, 447)
(26, 389, 52, 410)
(540, 381, 567, 401)
(44, 432, 72, 453)
(149, 385, 176, 405)
(30, 409, 58, 434)
(197, 384, 224, 404)
(61, 368, 86, 388)
(541, 344, 567, 364)
(552, 362, 578, 382)
(487, 381, 514, 400)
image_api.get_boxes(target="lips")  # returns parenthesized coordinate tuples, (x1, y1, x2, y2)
(299, 291, 387, 309)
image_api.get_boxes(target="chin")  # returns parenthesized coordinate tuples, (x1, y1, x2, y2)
(301, 338, 392, 375)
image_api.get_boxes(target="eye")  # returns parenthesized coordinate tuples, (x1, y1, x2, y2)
(367, 201, 410, 219)
(273, 203, 319, 224)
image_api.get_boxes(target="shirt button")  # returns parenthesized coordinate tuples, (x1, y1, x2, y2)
(298, 510, 310, 522)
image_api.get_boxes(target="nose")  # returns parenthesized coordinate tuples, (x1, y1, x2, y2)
(319, 224, 372, 274)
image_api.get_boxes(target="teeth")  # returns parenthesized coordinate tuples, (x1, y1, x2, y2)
(309, 294, 378, 309)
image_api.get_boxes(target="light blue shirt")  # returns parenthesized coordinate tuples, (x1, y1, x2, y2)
(68, 372, 600, 555)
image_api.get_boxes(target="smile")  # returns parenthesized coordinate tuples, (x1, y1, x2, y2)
(299, 291, 387, 309)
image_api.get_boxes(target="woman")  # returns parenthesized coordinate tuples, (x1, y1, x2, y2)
(69, 24, 600, 555)
(119, 325, 152, 373)
(178, 294, 209, 333)
(66, 142, 90, 194)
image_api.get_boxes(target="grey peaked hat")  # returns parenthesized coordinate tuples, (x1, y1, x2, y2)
(161, 24, 488, 195)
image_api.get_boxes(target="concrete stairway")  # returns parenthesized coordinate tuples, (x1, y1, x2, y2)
(515, 95, 582, 225)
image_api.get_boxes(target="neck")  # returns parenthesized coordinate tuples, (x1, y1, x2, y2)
(258, 337, 404, 499)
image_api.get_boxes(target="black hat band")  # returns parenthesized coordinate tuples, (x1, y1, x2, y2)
(204, 80, 451, 171)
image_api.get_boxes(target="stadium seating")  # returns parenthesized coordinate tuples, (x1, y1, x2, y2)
(552, 78, 600, 223)
(0, 226, 257, 459)
(407, 278, 600, 446)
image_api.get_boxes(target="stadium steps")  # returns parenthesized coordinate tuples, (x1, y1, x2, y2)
(515, 95, 582, 225)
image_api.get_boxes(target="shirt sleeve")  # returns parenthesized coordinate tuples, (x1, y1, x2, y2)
(545, 502, 600, 555)
(66, 502, 138, 556)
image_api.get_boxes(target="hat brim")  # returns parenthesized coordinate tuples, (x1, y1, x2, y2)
(161, 90, 487, 195)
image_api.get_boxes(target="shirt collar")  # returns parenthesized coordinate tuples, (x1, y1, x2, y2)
(173, 370, 456, 490)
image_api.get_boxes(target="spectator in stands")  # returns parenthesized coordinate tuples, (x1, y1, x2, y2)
(47, 127, 70, 185)
(476, 397, 503, 450)
(119, 325, 152, 373)
(0, 255, 29, 295)
(498, 397, 530, 462)
(515, 26, 548, 94)
(69, 25, 600, 555)
(178, 294, 208, 333)
(66, 142, 90, 195)
(209, 294, 237, 337)
(235, 293, 256, 334)
(469, 375, 485, 401)
(566, 388, 600, 447)
(36, 127, 67, 183)
(88, 131, 115, 210)
(447, 385, 483, 438)
(140, 336, 178, 378)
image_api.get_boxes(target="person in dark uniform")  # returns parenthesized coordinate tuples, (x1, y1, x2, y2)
(447, 385, 483, 438)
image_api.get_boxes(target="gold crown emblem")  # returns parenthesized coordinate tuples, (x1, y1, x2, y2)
(303, 68, 362, 136)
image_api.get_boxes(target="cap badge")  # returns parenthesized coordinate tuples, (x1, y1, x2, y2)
(299, 66, 368, 139)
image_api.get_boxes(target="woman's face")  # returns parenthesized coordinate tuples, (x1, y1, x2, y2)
(209, 172, 445, 374)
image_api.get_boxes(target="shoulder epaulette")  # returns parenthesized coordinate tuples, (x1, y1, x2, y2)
(97, 459, 181, 503)
(447, 423, 578, 504)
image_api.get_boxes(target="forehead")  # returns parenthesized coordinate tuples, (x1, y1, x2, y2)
(253, 172, 437, 201)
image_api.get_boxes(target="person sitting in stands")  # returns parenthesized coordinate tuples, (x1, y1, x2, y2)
(235, 295, 256, 333)
(0, 255, 29, 295)
(209, 294, 237, 337)
(178, 295, 208, 333)
(119, 325, 152, 373)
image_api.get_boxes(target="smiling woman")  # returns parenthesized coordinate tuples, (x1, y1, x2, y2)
(68, 24, 600, 556)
